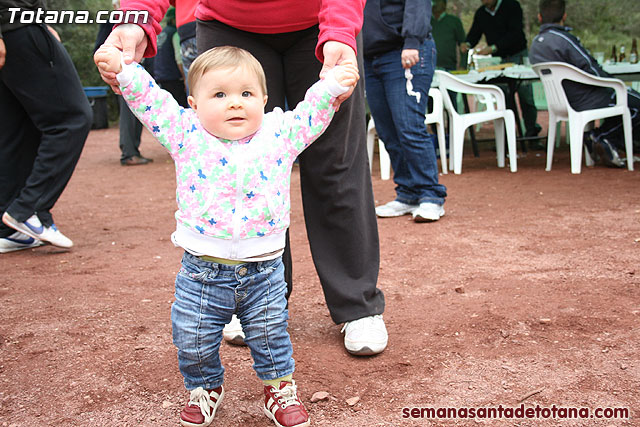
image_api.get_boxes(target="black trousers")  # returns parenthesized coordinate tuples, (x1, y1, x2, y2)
(597, 88, 640, 149)
(117, 95, 144, 161)
(0, 24, 91, 236)
(196, 20, 384, 323)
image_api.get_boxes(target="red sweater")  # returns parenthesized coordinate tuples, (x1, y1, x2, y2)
(173, 0, 197, 28)
(121, 0, 365, 62)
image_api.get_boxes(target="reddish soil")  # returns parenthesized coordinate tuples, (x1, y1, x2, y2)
(1, 124, 639, 427)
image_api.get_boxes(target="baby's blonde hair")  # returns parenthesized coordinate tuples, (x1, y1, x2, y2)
(187, 46, 267, 96)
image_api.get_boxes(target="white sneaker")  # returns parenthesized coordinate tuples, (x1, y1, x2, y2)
(341, 315, 388, 356)
(375, 201, 418, 218)
(0, 231, 44, 253)
(412, 203, 445, 223)
(223, 314, 246, 346)
(2, 213, 73, 248)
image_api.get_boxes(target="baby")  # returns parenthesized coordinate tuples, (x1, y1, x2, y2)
(94, 44, 357, 427)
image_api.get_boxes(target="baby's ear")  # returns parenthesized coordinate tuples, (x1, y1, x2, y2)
(187, 95, 197, 110)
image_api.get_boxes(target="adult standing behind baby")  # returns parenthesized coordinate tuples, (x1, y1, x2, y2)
(97, 0, 389, 357)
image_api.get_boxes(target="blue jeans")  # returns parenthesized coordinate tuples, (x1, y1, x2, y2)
(171, 252, 294, 390)
(365, 39, 447, 205)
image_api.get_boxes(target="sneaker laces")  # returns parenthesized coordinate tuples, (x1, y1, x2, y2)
(340, 314, 383, 334)
(188, 387, 215, 421)
(272, 382, 301, 409)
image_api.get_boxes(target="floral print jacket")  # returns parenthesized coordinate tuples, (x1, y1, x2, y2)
(119, 63, 345, 260)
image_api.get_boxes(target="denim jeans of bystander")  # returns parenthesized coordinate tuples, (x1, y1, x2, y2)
(364, 39, 447, 206)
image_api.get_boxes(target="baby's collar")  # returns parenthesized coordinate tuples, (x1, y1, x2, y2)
(216, 131, 257, 144)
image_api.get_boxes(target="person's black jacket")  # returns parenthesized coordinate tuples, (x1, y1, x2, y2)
(529, 23, 613, 111)
(466, 0, 527, 58)
(362, 0, 431, 58)
(0, 0, 46, 37)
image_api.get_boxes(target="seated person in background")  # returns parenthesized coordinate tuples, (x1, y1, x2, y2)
(95, 44, 357, 427)
(529, 0, 640, 167)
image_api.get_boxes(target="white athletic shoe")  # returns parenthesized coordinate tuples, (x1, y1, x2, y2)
(2, 213, 73, 248)
(223, 314, 246, 346)
(412, 203, 445, 222)
(341, 315, 388, 356)
(375, 200, 418, 218)
(0, 231, 44, 253)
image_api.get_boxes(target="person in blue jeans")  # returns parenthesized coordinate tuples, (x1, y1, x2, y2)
(363, 0, 447, 222)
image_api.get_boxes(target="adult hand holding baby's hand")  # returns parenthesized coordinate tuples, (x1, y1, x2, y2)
(322, 41, 360, 110)
(97, 24, 147, 94)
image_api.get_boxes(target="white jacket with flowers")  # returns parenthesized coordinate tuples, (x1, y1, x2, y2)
(118, 63, 346, 260)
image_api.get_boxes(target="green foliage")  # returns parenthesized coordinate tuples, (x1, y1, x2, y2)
(47, 0, 112, 86)
(562, 0, 640, 56)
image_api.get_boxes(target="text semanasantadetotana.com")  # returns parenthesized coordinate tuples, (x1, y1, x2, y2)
(402, 404, 629, 420)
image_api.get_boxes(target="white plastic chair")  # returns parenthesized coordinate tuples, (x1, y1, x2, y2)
(425, 88, 448, 174)
(435, 70, 517, 174)
(367, 117, 391, 180)
(532, 62, 634, 174)
(366, 88, 448, 181)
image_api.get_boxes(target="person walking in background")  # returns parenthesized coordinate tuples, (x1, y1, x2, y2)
(529, 0, 640, 167)
(98, 0, 388, 357)
(94, 0, 153, 166)
(116, 59, 155, 166)
(95, 43, 358, 427)
(363, 0, 448, 223)
(462, 0, 542, 148)
(0, 1, 92, 252)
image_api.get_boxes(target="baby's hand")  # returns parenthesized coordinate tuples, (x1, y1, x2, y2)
(332, 60, 360, 88)
(94, 45, 123, 74)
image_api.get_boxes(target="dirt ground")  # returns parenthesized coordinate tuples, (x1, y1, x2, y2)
(1, 124, 639, 427)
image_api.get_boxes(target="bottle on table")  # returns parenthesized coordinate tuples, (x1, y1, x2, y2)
(467, 48, 475, 70)
(619, 45, 626, 63)
(630, 38, 638, 64)
(610, 45, 617, 64)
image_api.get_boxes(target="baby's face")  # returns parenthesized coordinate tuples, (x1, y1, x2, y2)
(188, 66, 267, 140)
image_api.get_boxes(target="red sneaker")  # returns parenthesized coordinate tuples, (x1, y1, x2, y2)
(263, 381, 310, 427)
(180, 386, 224, 427)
